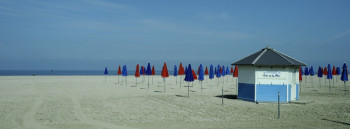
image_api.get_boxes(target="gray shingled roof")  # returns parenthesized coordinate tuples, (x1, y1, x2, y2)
(232, 47, 306, 66)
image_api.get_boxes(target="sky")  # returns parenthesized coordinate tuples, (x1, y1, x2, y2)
(0, 0, 349, 70)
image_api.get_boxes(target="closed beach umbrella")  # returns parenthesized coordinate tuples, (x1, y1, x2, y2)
(304, 67, 309, 83)
(222, 65, 226, 76)
(318, 66, 323, 88)
(122, 65, 128, 86)
(152, 65, 155, 84)
(341, 63, 348, 94)
(323, 67, 328, 85)
(233, 66, 238, 77)
(217, 65, 223, 106)
(192, 70, 197, 80)
(309, 66, 314, 87)
(309, 66, 314, 76)
(104, 67, 108, 83)
(161, 62, 169, 93)
(135, 64, 140, 86)
(233, 65, 239, 93)
(118, 65, 122, 83)
(336, 67, 341, 83)
(209, 65, 214, 80)
(226, 66, 230, 76)
(204, 66, 209, 75)
(146, 63, 152, 89)
(327, 64, 333, 91)
(231, 66, 234, 74)
(184, 64, 194, 98)
(299, 67, 303, 92)
(179, 62, 185, 88)
(332, 66, 336, 85)
(198, 64, 204, 92)
(299, 67, 303, 81)
(174, 65, 178, 85)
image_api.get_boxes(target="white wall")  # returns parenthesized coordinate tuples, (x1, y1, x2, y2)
(238, 66, 255, 84)
(255, 66, 291, 85)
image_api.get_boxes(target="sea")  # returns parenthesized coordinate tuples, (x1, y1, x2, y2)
(0, 70, 171, 76)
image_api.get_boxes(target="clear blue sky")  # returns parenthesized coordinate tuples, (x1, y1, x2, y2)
(1, 0, 349, 70)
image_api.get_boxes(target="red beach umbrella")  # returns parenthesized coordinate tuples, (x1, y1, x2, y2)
(117, 65, 122, 83)
(152, 65, 155, 75)
(161, 62, 169, 93)
(179, 62, 185, 75)
(197, 66, 200, 75)
(118, 65, 122, 75)
(323, 67, 328, 76)
(220, 67, 223, 74)
(204, 66, 209, 75)
(332, 66, 336, 75)
(231, 67, 234, 74)
(135, 64, 140, 77)
(135, 64, 140, 86)
(192, 70, 198, 80)
(233, 66, 238, 77)
(299, 67, 303, 81)
(142, 66, 146, 75)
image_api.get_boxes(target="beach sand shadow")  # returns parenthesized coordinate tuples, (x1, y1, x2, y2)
(322, 118, 350, 126)
(215, 95, 237, 100)
(154, 91, 162, 93)
(175, 95, 187, 97)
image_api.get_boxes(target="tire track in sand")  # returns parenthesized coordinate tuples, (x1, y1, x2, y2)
(69, 90, 137, 129)
(22, 95, 50, 129)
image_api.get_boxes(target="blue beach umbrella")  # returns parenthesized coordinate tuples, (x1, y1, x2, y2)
(215, 67, 217, 75)
(104, 67, 108, 83)
(104, 67, 108, 75)
(198, 64, 204, 81)
(209, 65, 214, 80)
(184, 64, 194, 98)
(318, 66, 323, 78)
(174, 65, 178, 85)
(341, 63, 348, 82)
(317, 66, 323, 88)
(146, 63, 152, 75)
(222, 65, 226, 76)
(216, 65, 221, 78)
(226, 66, 230, 75)
(304, 67, 309, 76)
(146, 63, 152, 88)
(327, 64, 333, 91)
(122, 65, 128, 86)
(341, 63, 348, 94)
(198, 64, 204, 92)
(336, 67, 341, 75)
(327, 64, 332, 80)
(309, 66, 314, 76)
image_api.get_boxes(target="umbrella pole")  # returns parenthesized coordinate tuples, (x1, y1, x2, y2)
(118, 75, 119, 84)
(329, 79, 331, 92)
(136, 77, 137, 87)
(223, 77, 224, 85)
(180, 76, 182, 89)
(319, 78, 321, 88)
(176, 77, 177, 85)
(222, 85, 224, 106)
(344, 81, 346, 95)
(148, 76, 149, 90)
(152, 76, 153, 85)
(188, 83, 190, 98)
(105, 75, 106, 83)
(201, 81, 202, 93)
(163, 78, 166, 93)
(126, 76, 127, 86)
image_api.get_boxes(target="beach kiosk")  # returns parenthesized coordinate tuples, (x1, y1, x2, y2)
(232, 47, 306, 102)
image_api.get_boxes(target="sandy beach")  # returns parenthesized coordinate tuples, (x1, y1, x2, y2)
(0, 75, 349, 129)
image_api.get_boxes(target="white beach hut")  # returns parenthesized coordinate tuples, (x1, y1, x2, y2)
(232, 47, 306, 102)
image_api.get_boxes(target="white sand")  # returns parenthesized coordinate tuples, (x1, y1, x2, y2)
(0, 75, 349, 129)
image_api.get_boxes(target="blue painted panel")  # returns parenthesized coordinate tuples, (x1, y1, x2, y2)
(256, 84, 287, 102)
(238, 83, 255, 101)
(288, 84, 291, 102)
(296, 84, 299, 100)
